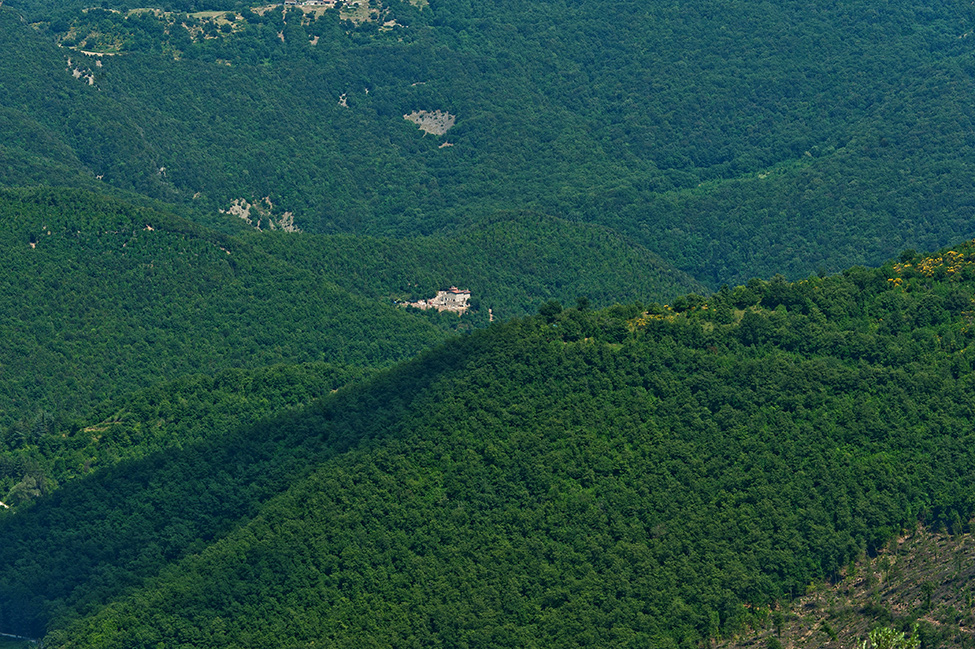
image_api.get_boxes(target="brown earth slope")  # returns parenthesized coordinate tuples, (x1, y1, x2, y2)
(720, 526, 975, 649)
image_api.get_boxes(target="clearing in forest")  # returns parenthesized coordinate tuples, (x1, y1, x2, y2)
(404, 110, 456, 136)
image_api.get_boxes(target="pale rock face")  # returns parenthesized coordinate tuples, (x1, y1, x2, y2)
(220, 198, 301, 232)
(403, 110, 456, 136)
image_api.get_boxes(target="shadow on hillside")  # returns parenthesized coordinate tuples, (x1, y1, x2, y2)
(0, 333, 480, 638)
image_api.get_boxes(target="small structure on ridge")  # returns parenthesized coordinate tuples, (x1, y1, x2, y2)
(401, 287, 471, 315)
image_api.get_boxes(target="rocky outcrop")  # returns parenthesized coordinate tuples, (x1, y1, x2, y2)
(404, 110, 456, 136)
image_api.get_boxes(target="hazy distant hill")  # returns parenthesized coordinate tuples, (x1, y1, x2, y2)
(2, 1, 975, 284)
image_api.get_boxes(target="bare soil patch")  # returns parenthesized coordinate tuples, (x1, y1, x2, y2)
(719, 526, 975, 649)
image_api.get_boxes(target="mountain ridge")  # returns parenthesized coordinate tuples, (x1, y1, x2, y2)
(4, 241, 975, 646)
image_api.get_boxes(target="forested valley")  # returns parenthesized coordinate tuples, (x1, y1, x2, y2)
(3, 0, 975, 284)
(2, 0, 975, 646)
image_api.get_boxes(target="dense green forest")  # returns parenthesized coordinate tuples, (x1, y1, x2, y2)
(0, 361, 375, 506)
(3, 242, 975, 646)
(4, 0, 975, 645)
(247, 211, 704, 320)
(0, 187, 698, 433)
(2, 0, 975, 283)
(0, 186, 451, 426)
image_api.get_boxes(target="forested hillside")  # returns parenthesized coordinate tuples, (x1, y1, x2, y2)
(248, 211, 704, 320)
(0, 187, 700, 432)
(0, 362, 375, 508)
(2, 0, 975, 283)
(4, 0, 975, 645)
(3, 242, 975, 646)
(0, 186, 704, 512)
(0, 187, 449, 427)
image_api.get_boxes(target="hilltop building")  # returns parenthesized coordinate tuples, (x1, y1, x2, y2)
(402, 287, 471, 315)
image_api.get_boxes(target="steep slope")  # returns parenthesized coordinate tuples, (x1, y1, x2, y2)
(0, 10, 178, 201)
(3, 2, 975, 284)
(4, 242, 975, 647)
(0, 187, 447, 427)
(0, 363, 375, 638)
(721, 526, 975, 649)
(249, 211, 705, 320)
(0, 336, 472, 639)
(0, 362, 376, 506)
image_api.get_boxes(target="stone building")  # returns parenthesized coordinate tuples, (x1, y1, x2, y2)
(403, 287, 471, 314)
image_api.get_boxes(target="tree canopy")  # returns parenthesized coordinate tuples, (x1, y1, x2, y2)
(2, 0, 975, 284)
(3, 241, 975, 647)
